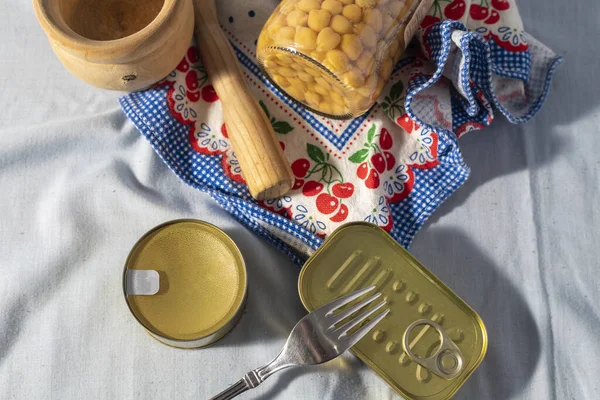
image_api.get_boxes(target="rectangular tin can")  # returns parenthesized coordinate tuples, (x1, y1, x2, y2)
(298, 222, 487, 399)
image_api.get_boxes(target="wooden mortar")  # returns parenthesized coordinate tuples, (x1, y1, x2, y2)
(34, 0, 293, 200)
(33, 0, 194, 91)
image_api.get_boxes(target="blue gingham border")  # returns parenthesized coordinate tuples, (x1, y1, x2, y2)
(407, 20, 562, 131)
(119, 84, 471, 263)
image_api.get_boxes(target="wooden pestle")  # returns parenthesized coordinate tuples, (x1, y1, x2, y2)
(193, 0, 293, 200)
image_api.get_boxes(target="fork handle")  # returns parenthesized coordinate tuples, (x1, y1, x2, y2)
(208, 370, 261, 400)
(208, 379, 249, 400)
(208, 357, 292, 400)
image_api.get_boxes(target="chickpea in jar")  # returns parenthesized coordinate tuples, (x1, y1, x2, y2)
(257, 0, 425, 118)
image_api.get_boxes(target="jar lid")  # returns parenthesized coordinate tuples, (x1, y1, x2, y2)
(123, 219, 247, 348)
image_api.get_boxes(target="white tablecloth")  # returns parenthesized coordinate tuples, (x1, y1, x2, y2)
(1, 1, 599, 399)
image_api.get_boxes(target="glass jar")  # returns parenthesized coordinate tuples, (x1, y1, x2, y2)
(257, 0, 432, 119)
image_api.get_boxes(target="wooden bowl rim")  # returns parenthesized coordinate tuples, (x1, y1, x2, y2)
(33, 0, 182, 64)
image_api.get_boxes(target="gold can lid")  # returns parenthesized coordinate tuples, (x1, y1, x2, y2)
(123, 219, 247, 348)
(298, 222, 487, 400)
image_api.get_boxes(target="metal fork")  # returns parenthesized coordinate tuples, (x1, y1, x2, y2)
(209, 286, 389, 400)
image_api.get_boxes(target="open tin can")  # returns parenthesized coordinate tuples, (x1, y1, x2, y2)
(123, 219, 247, 348)
(299, 222, 487, 400)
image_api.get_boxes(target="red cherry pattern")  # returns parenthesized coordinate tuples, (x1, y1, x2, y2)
(371, 154, 386, 174)
(185, 70, 199, 91)
(302, 180, 324, 197)
(187, 47, 201, 64)
(178, 47, 213, 105)
(491, 0, 510, 11)
(444, 0, 466, 20)
(469, 4, 489, 20)
(357, 162, 369, 179)
(330, 204, 348, 223)
(397, 114, 415, 133)
(176, 58, 190, 73)
(365, 169, 380, 189)
(357, 162, 381, 189)
(384, 152, 396, 171)
(466, 0, 509, 24)
(379, 128, 392, 150)
(484, 9, 500, 24)
(201, 85, 219, 102)
(316, 193, 339, 215)
(293, 179, 304, 190)
(425, 0, 509, 39)
(290, 144, 355, 225)
(186, 90, 201, 102)
(332, 182, 354, 199)
(351, 124, 397, 190)
(291, 158, 311, 178)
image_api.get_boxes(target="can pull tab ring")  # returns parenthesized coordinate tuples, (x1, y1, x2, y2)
(402, 319, 464, 380)
(125, 269, 160, 296)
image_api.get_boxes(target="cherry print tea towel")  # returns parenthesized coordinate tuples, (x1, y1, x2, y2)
(119, 0, 561, 265)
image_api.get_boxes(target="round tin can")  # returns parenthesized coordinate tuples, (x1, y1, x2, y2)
(123, 219, 247, 348)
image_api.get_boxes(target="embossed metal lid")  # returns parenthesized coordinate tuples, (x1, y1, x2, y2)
(123, 219, 247, 348)
(298, 222, 487, 400)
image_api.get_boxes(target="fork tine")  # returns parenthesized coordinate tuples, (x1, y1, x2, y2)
(335, 300, 387, 338)
(343, 308, 390, 347)
(322, 286, 376, 316)
(327, 292, 382, 328)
